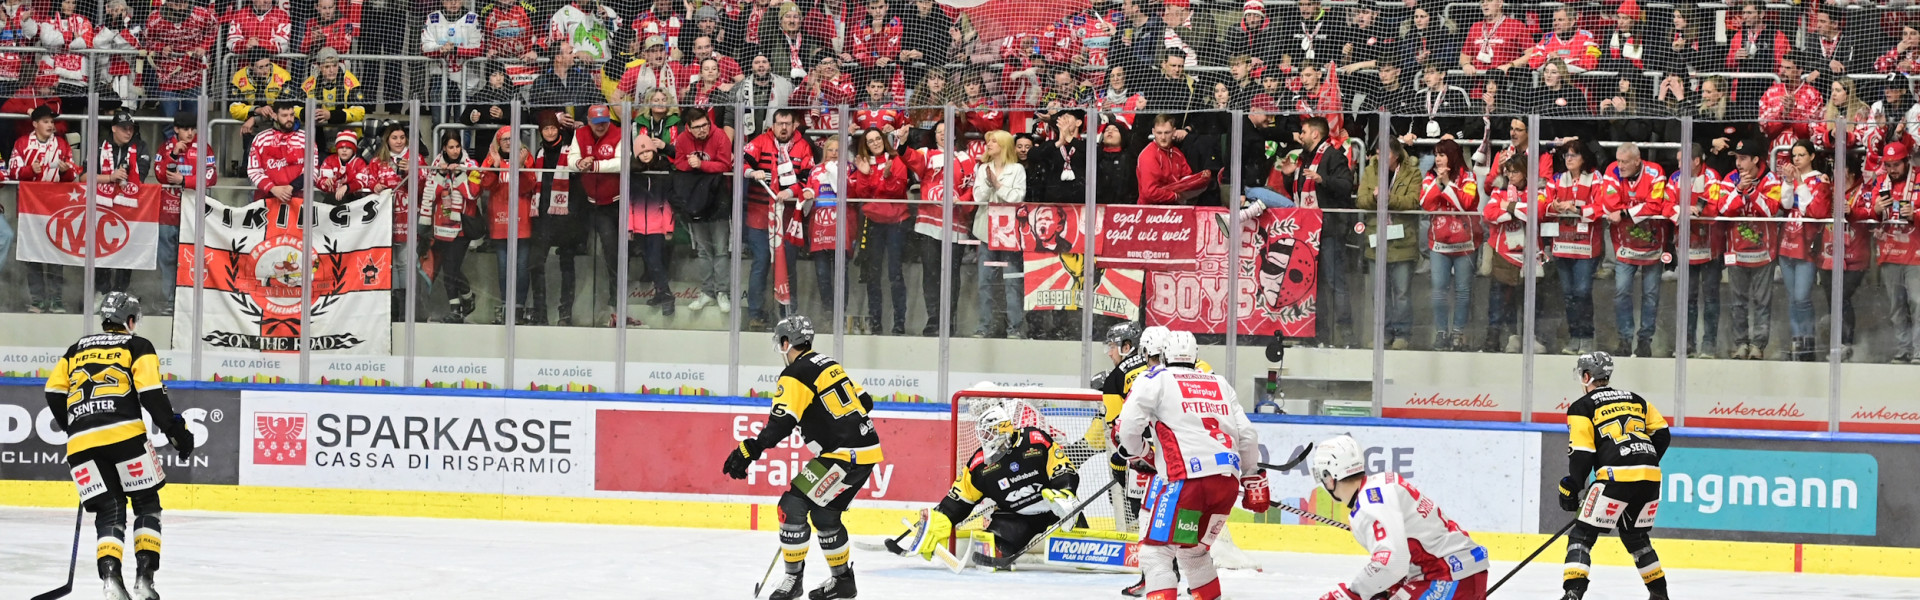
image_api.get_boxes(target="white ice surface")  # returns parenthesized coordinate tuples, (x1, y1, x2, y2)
(1, 507, 1915, 599)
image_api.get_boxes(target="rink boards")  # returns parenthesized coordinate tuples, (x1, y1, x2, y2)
(2, 380, 1918, 578)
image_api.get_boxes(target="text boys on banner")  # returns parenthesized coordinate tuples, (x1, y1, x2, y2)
(1146, 207, 1320, 338)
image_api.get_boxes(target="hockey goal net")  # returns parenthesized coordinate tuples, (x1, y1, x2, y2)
(951, 385, 1126, 533)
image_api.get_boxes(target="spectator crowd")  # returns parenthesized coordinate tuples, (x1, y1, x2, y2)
(1, 0, 1919, 364)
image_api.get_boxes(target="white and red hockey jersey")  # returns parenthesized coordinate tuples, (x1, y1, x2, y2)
(1331, 473, 1489, 600)
(246, 128, 307, 200)
(1115, 366, 1259, 482)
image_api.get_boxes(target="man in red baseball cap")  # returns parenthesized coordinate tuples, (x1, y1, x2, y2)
(1875, 141, 1920, 363)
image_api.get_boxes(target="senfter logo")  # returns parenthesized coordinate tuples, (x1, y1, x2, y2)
(1660, 448, 1878, 536)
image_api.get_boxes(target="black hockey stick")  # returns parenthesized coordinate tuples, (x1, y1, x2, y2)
(1487, 519, 1579, 594)
(751, 546, 782, 598)
(1258, 442, 1315, 473)
(1272, 502, 1351, 530)
(32, 504, 84, 600)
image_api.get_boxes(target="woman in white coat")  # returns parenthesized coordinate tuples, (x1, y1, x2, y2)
(972, 130, 1025, 339)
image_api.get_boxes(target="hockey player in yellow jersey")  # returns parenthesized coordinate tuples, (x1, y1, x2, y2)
(902, 401, 1081, 569)
(722, 315, 881, 600)
(45, 293, 195, 600)
(1560, 351, 1671, 600)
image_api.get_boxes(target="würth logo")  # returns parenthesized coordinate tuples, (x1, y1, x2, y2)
(254, 412, 309, 465)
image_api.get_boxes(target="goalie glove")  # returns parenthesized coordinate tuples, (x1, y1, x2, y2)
(909, 509, 955, 562)
(1040, 488, 1079, 519)
(1240, 472, 1271, 513)
(721, 439, 764, 480)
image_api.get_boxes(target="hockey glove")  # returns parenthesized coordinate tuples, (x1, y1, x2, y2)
(1317, 584, 1363, 600)
(722, 439, 765, 480)
(163, 414, 196, 459)
(913, 510, 955, 561)
(1240, 472, 1272, 513)
(1558, 476, 1582, 512)
(1126, 456, 1158, 475)
(1040, 488, 1079, 519)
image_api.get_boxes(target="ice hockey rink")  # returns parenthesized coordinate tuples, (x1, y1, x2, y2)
(1, 507, 1914, 599)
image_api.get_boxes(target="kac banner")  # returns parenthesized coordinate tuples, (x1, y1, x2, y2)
(174, 193, 394, 354)
(983, 203, 1085, 253)
(14, 182, 161, 269)
(1095, 205, 1198, 271)
(1145, 208, 1321, 338)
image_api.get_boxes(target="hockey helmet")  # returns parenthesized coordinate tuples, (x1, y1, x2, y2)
(772, 315, 815, 350)
(1310, 435, 1366, 494)
(1139, 326, 1173, 359)
(1575, 351, 1614, 382)
(1166, 331, 1200, 365)
(974, 403, 1019, 462)
(98, 292, 141, 331)
(1105, 322, 1144, 352)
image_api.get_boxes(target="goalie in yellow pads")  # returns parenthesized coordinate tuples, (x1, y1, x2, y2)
(900, 401, 1085, 569)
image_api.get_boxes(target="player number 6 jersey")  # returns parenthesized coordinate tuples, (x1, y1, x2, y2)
(1344, 473, 1488, 599)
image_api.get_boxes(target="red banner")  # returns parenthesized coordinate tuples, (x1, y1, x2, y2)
(594, 408, 953, 503)
(1021, 253, 1142, 320)
(15, 182, 162, 269)
(984, 204, 1084, 253)
(1145, 208, 1321, 338)
(1095, 205, 1198, 271)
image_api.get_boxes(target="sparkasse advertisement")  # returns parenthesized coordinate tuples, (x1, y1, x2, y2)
(238, 390, 593, 495)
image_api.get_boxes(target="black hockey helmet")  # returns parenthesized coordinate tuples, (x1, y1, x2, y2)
(773, 315, 815, 350)
(1575, 351, 1614, 382)
(1105, 322, 1143, 352)
(99, 292, 141, 331)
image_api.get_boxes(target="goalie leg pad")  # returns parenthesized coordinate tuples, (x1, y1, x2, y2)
(1137, 541, 1180, 599)
(1174, 544, 1222, 600)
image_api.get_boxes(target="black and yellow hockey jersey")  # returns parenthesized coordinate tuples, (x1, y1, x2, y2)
(1566, 386, 1671, 484)
(753, 351, 883, 465)
(44, 332, 174, 455)
(936, 427, 1078, 522)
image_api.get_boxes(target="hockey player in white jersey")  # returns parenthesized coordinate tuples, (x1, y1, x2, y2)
(1310, 435, 1491, 600)
(1115, 330, 1269, 600)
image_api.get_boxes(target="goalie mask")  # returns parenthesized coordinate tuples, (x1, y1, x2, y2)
(974, 403, 1019, 464)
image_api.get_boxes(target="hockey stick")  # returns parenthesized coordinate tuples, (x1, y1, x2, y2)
(1273, 501, 1350, 530)
(1257, 442, 1315, 473)
(1487, 519, 1578, 595)
(31, 504, 84, 600)
(751, 546, 782, 599)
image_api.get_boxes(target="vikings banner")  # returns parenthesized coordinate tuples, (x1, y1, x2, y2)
(1145, 208, 1321, 338)
(173, 193, 394, 354)
(1022, 252, 1143, 320)
(983, 203, 1085, 253)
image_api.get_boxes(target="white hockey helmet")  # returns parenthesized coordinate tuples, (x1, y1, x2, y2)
(1311, 435, 1367, 494)
(974, 403, 1019, 462)
(1166, 331, 1200, 365)
(1139, 326, 1173, 359)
